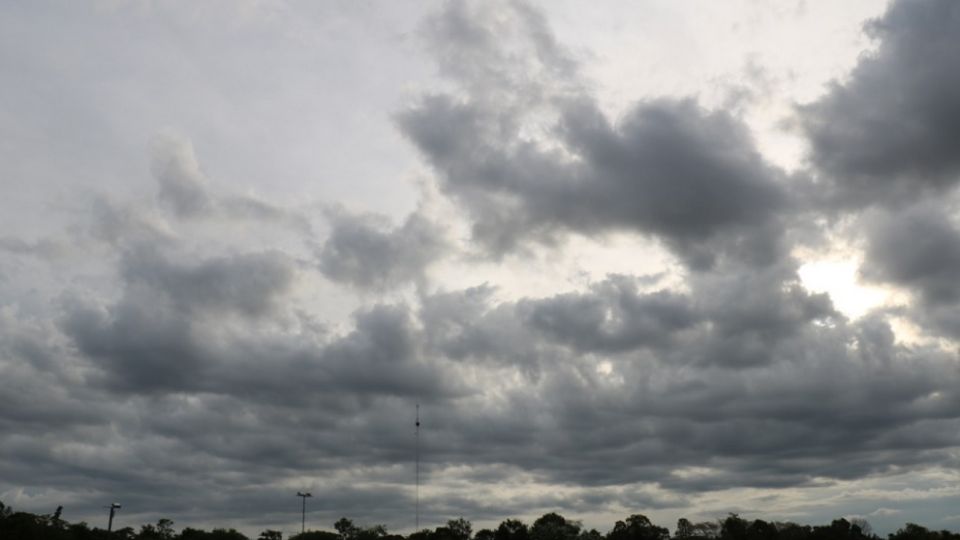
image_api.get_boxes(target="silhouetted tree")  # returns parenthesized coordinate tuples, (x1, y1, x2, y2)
(291, 531, 339, 540)
(888, 523, 938, 540)
(447, 518, 473, 540)
(745, 520, 777, 540)
(114, 525, 137, 539)
(675, 519, 723, 539)
(5, 499, 960, 540)
(850, 517, 873, 538)
(676, 519, 695, 540)
(496, 519, 530, 540)
(579, 528, 603, 540)
(606, 514, 667, 540)
(67, 521, 97, 540)
(720, 514, 748, 540)
(531, 513, 580, 540)
(330, 519, 386, 540)
(355, 523, 387, 540)
(432, 526, 457, 540)
(336, 518, 360, 540)
(771, 522, 809, 540)
(139, 518, 176, 540)
(205, 529, 250, 540)
(409, 529, 433, 540)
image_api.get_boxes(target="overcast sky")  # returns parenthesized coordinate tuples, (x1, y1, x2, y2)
(4, 0, 960, 537)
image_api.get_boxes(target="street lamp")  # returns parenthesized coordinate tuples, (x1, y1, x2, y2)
(106, 503, 121, 532)
(296, 492, 312, 534)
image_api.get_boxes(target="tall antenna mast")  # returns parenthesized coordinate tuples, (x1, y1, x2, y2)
(415, 402, 420, 531)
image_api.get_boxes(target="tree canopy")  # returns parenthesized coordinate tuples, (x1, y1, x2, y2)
(3, 500, 960, 540)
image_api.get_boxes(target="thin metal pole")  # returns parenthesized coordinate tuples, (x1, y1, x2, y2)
(416, 403, 420, 531)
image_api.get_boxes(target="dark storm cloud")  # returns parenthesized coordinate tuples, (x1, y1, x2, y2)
(60, 291, 211, 392)
(419, 285, 550, 374)
(319, 209, 448, 289)
(805, 0, 960, 346)
(315, 303, 462, 399)
(119, 248, 296, 318)
(0, 312, 104, 434)
(799, 0, 960, 207)
(556, 99, 789, 269)
(519, 275, 698, 354)
(401, 275, 937, 494)
(860, 203, 960, 339)
(423, 269, 834, 370)
(863, 204, 960, 305)
(61, 247, 455, 399)
(47, 258, 941, 528)
(58, 246, 295, 392)
(397, 1, 790, 269)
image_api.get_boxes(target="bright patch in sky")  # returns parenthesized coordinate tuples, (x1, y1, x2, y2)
(798, 258, 889, 319)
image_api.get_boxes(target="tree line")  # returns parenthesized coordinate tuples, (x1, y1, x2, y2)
(2, 499, 957, 540)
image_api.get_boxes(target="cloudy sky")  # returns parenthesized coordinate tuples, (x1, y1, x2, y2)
(4, 0, 960, 536)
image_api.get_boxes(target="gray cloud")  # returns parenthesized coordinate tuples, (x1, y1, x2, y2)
(59, 244, 458, 401)
(860, 202, 960, 339)
(799, 0, 960, 207)
(119, 247, 297, 318)
(60, 291, 211, 393)
(152, 133, 215, 219)
(38, 234, 960, 531)
(12, 254, 960, 534)
(151, 133, 311, 232)
(319, 209, 448, 289)
(419, 284, 548, 375)
(405, 281, 960, 498)
(424, 267, 835, 370)
(0, 236, 73, 260)
(58, 247, 296, 392)
(90, 197, 176, 248)
(519, 275, 699, 354)
(398, 2, 789, 269)
(863, 204, 960, 305)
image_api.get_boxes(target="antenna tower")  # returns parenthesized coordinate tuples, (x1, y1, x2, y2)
(416, 402, 420, 531)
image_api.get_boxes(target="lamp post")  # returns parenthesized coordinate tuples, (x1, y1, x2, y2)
(106, 503, 121, 533)
(296, 491, 312, 534)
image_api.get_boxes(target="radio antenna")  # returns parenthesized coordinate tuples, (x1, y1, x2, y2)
(416, 402, 420, 531)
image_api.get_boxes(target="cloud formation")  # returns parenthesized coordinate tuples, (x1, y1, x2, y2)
(319, 209, 448, 289)
(799, 0, 960, 207)
(5, 0, 960, 537)
(399, 2, 790, 269)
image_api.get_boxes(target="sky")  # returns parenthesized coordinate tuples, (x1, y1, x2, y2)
(3, 0, 960, 537)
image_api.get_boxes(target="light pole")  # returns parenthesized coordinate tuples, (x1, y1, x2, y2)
(106, 503, 121, 533)
(296, 491, 312, 534)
